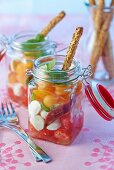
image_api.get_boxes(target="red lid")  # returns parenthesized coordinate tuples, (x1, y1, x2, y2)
(85, 81, 114, 121)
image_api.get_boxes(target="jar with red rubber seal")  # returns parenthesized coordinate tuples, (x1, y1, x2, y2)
(27, 54, 114, 145)
(27, 55, 85, 145)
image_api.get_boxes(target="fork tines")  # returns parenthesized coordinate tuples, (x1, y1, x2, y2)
(1, 102, 16, 117)
(1, 103, 6, 115)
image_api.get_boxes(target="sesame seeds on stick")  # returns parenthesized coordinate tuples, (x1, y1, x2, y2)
(90, 0, 104, 77)
(62, 27, 83, 71)
(95, 0, 104, 31)
(40, 11, 66, 36)
(111, 0, 114, 6)
(90, 12, 113, 77)
(98, 0, 105, 7)
(89, 0, 96, 5)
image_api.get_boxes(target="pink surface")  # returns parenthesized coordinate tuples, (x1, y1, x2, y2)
(0, 14, 114, 170)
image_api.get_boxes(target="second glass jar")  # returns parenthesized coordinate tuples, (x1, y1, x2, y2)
(7, 31, 57, 106)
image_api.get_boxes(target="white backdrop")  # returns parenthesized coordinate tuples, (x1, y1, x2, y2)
(0, 0, 87, 15)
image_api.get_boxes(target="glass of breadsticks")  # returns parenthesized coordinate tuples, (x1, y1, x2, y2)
(84, 0, 114, 82)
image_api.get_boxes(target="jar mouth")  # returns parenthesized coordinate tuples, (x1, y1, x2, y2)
(10, 31, 57, 52)
(84, 2, 114, 11)
(33, 55, 82, 84)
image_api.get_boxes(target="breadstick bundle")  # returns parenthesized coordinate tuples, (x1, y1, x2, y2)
(88, 0, 114, 80)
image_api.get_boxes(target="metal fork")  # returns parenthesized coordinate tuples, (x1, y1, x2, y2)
(0, 102, 52, 163)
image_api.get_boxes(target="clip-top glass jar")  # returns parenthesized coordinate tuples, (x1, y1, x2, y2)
(7, 31, 57, 107)
(28, 55, 84, 145)
(84, 3, 114, 83)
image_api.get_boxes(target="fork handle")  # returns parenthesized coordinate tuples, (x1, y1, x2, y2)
(0, 123, 52, 163)
(0, 123, 41, 162)
(0, 124, 40, 162)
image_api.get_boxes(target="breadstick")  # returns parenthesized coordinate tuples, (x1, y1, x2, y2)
(98, 0, 105, 7)
(89, 0, 96, 22)
(40, 11, 66, 36)
(62, 27, 83, 70)
(92, 0, 104, 53)
(102, 34, 114, 79)
(92, 4, 109, 68)
(89, 0, 96, 5)
(90, 0, 104, 77)
(102, 1, 114, 79)
(95, 0, 104, 30)
(111, 0, 114, 6)
(90, 12, 113, 77)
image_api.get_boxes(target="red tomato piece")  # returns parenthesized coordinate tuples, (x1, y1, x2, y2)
(28, 122, 56, 142)
(37, 129, 55, 141)
(8, 86, 28, 106)
(28, 121, 39, 138)
(8, 88, 21, 103)
(54, 128, 71, 145)
(20, 87, 28, 106)
(60, 113, 72, 129)
(22, 96, 28, 107)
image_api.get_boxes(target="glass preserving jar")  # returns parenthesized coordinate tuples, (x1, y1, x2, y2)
(28, 55, 84, 145)
(7, 31, 57, 107)
(0, 34, 7, 89)
(84, 3, 114, 83)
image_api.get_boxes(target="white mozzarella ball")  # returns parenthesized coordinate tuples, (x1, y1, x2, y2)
(28, 100, 41, 116)
(13, 83, 23, 96)
(47, 119, 61, 130)
(30, 115, 44, 131)
(40, 110, 49, 119)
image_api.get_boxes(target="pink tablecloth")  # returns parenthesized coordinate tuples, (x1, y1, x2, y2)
(0, 14, 114, 170)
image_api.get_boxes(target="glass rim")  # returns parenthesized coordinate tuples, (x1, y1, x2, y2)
(34, 54, 77, 72)
(32, 54, 82, 84)
(10, 30, 57, 51)
(84, 2, 114, 10)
